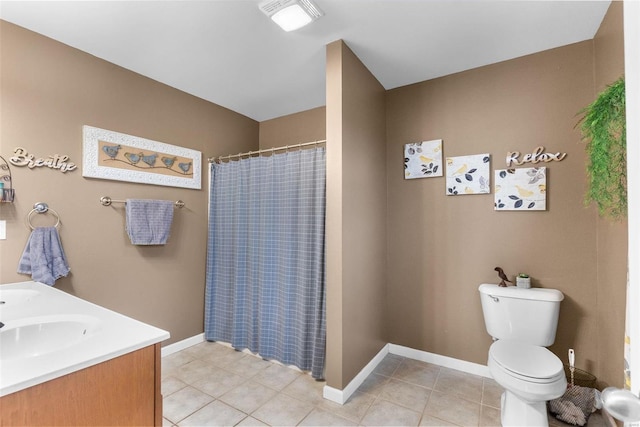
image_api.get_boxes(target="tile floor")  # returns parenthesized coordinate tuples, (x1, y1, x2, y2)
(162, 341, 609, 426)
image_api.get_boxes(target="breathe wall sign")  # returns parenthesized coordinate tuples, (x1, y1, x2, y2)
(506, 146, 567, 167)
(10, 147, 77, 172)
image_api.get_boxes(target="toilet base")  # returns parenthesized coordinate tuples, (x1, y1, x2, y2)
(501, 390, 549, 427)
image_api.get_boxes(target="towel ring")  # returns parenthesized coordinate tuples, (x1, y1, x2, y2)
(27, 202, 60, 230)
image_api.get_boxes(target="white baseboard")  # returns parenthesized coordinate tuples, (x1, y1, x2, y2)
(323, 344, 390, 404)
(161, 333, 205, 358)
(323, 343, 491, 405)
(389, 343, 491, 378)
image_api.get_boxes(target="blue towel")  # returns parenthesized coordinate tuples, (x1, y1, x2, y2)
(17, 227, 70, 286)
(125, 199, 174, 245)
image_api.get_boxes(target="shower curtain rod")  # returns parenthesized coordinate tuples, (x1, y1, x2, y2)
(208, 139, 326, 163)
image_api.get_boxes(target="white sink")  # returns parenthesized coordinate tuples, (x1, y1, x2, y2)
(0, 315, 101, 361)
(0, 281, 169, 397)
(0, 289, 41, 306)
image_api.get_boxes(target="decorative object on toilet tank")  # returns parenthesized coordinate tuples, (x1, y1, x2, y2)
(445, 153, 490, 195)
(494, 167, 546, 211)
(495, 267, 512, 287)
(516, 273, 531, 289)
(404, 139, 443, 179)
(577, 77, 626, 220)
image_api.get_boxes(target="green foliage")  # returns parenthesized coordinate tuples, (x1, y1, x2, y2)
(578, 77, 627, 220)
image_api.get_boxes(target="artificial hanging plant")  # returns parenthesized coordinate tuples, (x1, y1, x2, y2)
(578, 76, 627, 220)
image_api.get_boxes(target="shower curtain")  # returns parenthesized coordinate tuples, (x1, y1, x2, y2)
(204, 147, 326, 379)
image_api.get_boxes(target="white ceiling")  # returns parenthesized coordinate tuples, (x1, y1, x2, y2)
(0, 1, 611, 122)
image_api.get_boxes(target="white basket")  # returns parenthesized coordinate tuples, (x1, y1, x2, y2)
(516, 277, 531, 288)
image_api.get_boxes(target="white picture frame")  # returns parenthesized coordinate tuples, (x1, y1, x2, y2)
(82, 125, 202, 189)
(494, 167, 546, 211)
(445, 153, 491, 195)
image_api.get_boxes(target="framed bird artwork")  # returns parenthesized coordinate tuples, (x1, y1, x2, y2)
(445, 153, 491, 196)
(82, 125, 202, 189)
(404, 139, 443, 179)
(494, 167, 546, 211)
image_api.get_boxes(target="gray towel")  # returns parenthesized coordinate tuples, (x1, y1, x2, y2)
(125, 199, 174, 245)
(17, 227, 70, 286)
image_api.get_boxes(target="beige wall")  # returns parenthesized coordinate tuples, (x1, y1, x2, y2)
(1, 5, 627, 391)
(386, 41, 601, 375)
(593, 2, 627, 389)
(259, 107, 326, 149)
(325, 40, 387, 388)
(0, 21, 258, 345)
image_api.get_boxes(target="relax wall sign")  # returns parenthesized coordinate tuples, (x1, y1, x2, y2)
(10, 147, 77, 172)
(506, 146, 567, 167)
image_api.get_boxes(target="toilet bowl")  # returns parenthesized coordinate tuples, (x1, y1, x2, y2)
(488, 340, 567, 426)
(478, 284, 566, 426)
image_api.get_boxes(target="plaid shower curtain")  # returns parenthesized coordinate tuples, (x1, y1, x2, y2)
(205, 147, 326, 379)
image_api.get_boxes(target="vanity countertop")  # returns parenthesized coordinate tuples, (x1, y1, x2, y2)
(0, 281, 169, 397)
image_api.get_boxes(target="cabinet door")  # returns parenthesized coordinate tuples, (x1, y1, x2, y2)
(1, 345, 157, 426)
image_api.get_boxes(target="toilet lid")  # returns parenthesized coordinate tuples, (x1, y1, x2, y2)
(490, 340, 564, 380)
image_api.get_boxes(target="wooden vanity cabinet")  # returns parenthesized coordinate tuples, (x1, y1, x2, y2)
(0, 343, 162, 426)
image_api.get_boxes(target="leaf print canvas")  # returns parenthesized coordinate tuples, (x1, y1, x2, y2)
(494, 167, 546, 211)
(445, 154, 490, 195)
(404, 139, 443, 179)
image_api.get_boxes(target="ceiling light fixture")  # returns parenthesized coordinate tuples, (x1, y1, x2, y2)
(258, 0, 324, 32)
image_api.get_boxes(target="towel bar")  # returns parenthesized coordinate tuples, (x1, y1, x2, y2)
(26, 202, 60, 230)
(100, 196, 185, 209)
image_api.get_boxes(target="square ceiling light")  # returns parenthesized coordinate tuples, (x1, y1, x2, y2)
(259, 0, 324, 32)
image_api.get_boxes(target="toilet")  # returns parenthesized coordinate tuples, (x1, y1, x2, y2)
(478, 283, 567, 426)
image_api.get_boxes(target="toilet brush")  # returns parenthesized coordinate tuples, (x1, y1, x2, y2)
(568, 349, 575, 387)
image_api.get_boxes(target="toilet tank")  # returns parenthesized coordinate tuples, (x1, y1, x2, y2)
(478, 283, 564, 346)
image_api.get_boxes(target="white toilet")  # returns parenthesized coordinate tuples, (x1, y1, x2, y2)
(478, 283, 567, 426)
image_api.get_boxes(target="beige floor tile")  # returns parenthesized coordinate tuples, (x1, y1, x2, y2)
(252, 393, 314, 426)
(173, 359, 220, 385)
(179, 400, 246, 426)
(183, 341, 226, 360)
(162, 376, 188, 397)
(299, 408, 358, 426)
(318, 390, 376, 424)
(393, 359, 441, 389)
(253, 363, 301, 390)
(162, 346, 511, 427)
(424, 390, 480, 426)
(163, 386, 215, 424)
(224, 354, 272, 378)
(379, 378, 431, 412)
(481, 378, 503, 409)
(163, 350, 197, 371)
(434, 367, 484, 403)
(219, 380, 277, 414)
(419, 414, 457, 426)
(202, 346, 247, 367)
(190, 366, 247, 398)
(480, 404, 501, 427)
(162, 417, 175, 427)
(374, 354, 404, 377)
(357, 372, 390, 397)
(361, 398, 422, 426)
(282, 374, 326, 405)
(236, 416, 269, 426)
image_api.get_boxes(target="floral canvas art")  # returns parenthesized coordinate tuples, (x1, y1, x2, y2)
(494, 167, 546, 211)
(445, 154, 490, 195)
(404, 139, 443, 179)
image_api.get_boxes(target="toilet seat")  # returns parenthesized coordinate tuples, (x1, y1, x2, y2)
(489, 340, 564, 384)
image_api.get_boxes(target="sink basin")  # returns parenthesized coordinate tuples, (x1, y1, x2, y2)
(0, 289, 41, 306)
(0, 315, 101, 361)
